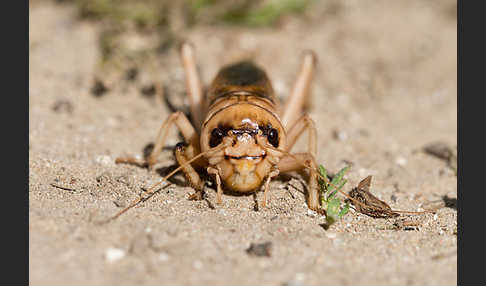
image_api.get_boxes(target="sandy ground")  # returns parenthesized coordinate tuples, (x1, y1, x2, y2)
(29, 1, 457, 285)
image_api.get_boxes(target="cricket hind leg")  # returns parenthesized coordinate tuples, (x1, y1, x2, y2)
(180, 41, 205, 131)
(277, 153, 319, 211)
(117, 42, 204, 168)
(281, 50, 317, 129)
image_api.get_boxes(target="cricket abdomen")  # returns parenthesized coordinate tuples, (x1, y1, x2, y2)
(207, 61, 276, 105)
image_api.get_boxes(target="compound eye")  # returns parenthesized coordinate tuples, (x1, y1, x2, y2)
(267, 128, 279, 147)
(209, 128, 224, 148)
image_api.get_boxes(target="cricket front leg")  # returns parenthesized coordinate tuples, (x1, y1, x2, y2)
(261, 168, 280, 208)
(174, 142, 206, 200)
(207, 166, 223, 204)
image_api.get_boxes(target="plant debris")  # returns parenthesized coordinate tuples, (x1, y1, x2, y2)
(246, 241, 272, 257)
(91, 78, 109, 97)
(318, 165, 350, 226)
(348, 176, 399, 218)
(50, 183, 77, 192)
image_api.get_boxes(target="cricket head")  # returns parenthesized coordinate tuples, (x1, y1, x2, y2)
(200, 103, 286, 192)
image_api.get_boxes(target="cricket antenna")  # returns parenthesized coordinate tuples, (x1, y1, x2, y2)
(98, 145, 226, 224)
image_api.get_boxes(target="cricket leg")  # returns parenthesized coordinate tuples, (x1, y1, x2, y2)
(148, 111, 206, 200)
(146, 111, 200, 168)
(116, 111, 206, 198)
(285, 114, 317, 155)
(277, 153, 320, 211)
(116, 111, 199, 168)
(207, 166, 223, 204)
(175, 142, 206, 200)
(261, 168, 280, 208)
(281, 50, 317, 129)
(280, 114, 319, 210)
(180, 42, 205, 130)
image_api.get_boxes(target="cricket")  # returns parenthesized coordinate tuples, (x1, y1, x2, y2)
(112, 42, 321, 220)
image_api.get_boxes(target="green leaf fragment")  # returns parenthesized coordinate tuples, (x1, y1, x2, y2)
(328, 197, 340, 213)
(338, 203, 350, 218)
(318, 165, 351, 226)
(330, 166, 349, 189)
(318, 165, 327, 187)
(319, 165, 327, 178)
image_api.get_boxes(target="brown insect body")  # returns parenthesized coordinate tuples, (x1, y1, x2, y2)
(115, 43, 320, 216)
(200, 61, 286, 192)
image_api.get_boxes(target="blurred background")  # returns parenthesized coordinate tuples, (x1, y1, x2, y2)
(30, 0, 457, 105)
(30, 1, 457, 285)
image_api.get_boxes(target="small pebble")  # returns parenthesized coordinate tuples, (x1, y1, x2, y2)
(158, 252, 170, 262)
(217, 209, 227, 216)
(193, 260, 203, 269)
(333, 129, 348, 141)
(106, 117, 118, 127)
(95, 155, 113, 166)
(105, 247, 125, 263)
(395, 156, 407, 166)
(332, 238, 343, 246)
(294, 272, 305, 282)
(306, 209, 317, 217)
(325, 232, 337, 239)
(284, 282, 306, 286)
